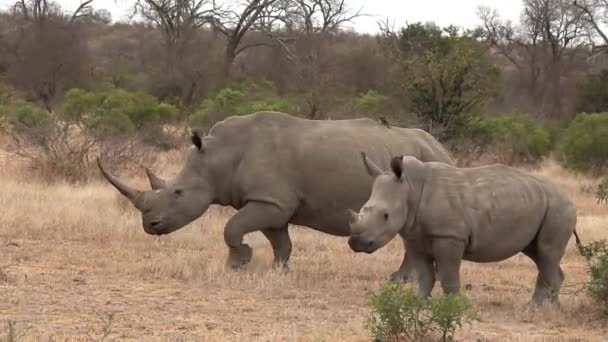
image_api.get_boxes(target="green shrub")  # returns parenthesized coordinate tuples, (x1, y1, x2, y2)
(352, 90, 389, 113)
(556, 113, 608, 173)
(63, 87, 178, 135)
(366, 281, 476, 342)
(460, 113, 551, 164)
(189, 80, 295, 128)
(0, 99, 50, 131)
(578, 240, 608, 315)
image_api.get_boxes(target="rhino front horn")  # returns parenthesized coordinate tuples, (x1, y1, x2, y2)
(97, 158, 142, 203)
(144, 167, 167, 190)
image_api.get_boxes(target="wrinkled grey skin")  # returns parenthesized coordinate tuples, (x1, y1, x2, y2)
(97, 111, 454, 278)
(349, 155, 580, 305)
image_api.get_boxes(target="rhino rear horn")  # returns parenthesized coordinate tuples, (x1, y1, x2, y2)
(145, 167, 167, 190)
(360, 152, 382, 177)
(348, 209, 359, 225)
(97, 158, 142, 204)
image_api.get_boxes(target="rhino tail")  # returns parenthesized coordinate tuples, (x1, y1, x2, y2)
(573, 228, 582, 247)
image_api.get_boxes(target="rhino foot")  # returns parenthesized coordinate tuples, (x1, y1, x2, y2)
(389, 270, 410, 283)
(271, 261, 290, 272)
(227, 244, 253, 270)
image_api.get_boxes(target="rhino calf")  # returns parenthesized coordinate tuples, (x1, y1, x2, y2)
(348, 154, 580, 305)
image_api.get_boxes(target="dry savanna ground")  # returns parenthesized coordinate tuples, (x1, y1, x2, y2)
(1, 149, 608, 342)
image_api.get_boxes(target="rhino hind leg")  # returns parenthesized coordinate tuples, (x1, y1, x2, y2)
(525, 203, 575, 306)
(524, 245, 565, 306)
(224, 202, 293, 270)
(261, 226, 292, 269)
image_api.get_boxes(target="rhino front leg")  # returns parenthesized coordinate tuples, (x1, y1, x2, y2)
(390, 236, 415, 282)
(262, 226, 292, 268)
(224, 202, 292, 270)
(432, 238, 465, 295)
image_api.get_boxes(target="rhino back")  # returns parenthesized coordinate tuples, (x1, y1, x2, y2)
(417, 164, 553, 262)
(207, 111, 450, 235)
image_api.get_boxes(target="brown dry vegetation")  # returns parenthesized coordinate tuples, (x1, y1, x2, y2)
(1, 149, 608, 341)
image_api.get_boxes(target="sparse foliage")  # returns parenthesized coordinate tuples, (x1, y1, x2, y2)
(366, 281, 477, 342)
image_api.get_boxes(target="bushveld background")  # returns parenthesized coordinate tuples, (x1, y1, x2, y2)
(1, 0, 608, 340)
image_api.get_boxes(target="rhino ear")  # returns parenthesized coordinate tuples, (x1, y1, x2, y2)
(191, 129, 203, 151)
(390, 156, 404, 180)
(360, 152, 382, 178)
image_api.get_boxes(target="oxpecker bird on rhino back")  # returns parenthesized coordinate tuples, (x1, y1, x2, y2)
(97, 111, 454, 277)
(349, 154, 580, 305)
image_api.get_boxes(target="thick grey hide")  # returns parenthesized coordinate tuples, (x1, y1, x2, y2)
(350, 156, 579, 305)
(99, 111, 454, 277)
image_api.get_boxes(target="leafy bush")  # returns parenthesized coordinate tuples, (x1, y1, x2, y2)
(578, 240, 608, 315)
(366, 281, 476, 342)
(63, 87, 178, 134)
(0, 99, 50, 131)
(556, 113, 608, 173)
(189, 80, 294, 129)
(352, 90, 389, 113)
(575, 69, 608, 114)
(459, 113, 551, 164)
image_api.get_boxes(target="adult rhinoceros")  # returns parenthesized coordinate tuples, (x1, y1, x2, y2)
(97, 111, 454, 278)
(348, 154, 581, 305)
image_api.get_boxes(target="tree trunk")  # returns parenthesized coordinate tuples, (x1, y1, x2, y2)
(222, 40, 238, 82)
(549, 57, 562, 118)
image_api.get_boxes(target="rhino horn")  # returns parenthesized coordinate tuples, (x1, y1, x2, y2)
(97, 158, 142, 204)
(144, 167, 167, 190)
(348, 209, 359, 225)
(360, 152, 382, 177)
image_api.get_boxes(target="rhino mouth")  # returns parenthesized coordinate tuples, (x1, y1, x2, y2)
(348, 235, 378, 254)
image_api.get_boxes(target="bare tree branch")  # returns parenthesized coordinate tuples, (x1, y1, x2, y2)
(69, 0, 93, 23)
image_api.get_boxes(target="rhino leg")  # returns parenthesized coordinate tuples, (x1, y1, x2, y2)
(407, 240, 436, 297)
(261, 226, 292, 268)
(524, 246, 565, 306)
(432, 238, 465, 296)
(391, 235, 423, 282)
(224, 202, 292, 270)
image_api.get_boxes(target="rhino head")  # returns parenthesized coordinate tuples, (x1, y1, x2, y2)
(97, 130, 215, 235)
(348, 153, 414, 254)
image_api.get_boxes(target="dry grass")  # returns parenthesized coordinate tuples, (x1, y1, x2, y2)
(0, 152, 607, 341)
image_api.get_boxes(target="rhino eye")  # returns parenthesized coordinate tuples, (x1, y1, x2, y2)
(174, 189, 183, 196)
(383, 213, 389, 221)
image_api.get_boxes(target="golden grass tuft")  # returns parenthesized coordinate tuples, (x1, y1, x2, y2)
(0, 150, 607, 341)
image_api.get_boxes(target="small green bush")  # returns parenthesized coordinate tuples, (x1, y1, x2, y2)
(353, 90, 389, 113)
(366, 281, 476, 342)
(0, 99, 50, 131)
(63, 87, 178, 135)
(460, 113, 551, 164)
(556, 113, 608, 173)
(578, 240, 608, 315)
(189, 80, 295, 128)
